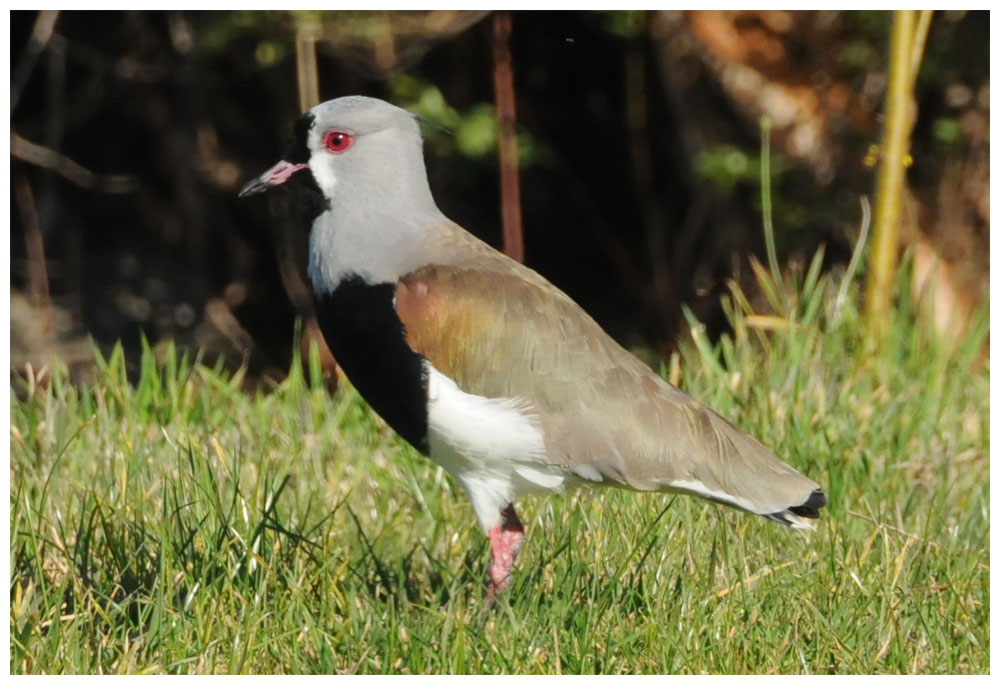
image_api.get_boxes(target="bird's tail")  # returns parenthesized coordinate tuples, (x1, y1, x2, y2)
(665, 404, 828, 529)
(762, 488, 827, 529)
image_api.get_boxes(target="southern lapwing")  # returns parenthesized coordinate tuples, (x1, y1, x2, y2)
(240, 96, 826, 597)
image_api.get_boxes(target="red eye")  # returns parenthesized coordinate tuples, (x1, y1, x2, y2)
(323, 131, 354, 153)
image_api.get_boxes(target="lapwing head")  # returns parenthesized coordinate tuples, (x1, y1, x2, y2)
(240, 95, 444, 289)
(239, 96, 435, 217)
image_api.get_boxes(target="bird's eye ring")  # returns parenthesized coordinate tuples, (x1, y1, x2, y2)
(324, 131, 354, 154)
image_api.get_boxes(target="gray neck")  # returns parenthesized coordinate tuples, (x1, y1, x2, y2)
(308, 204, 445, 292)
(307, 127, 446, 293)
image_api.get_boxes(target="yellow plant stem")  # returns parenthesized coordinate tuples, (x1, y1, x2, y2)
(865, 10, 922, 344)
(295, 19, 321, 112)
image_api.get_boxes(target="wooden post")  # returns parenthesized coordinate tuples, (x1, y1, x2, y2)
(492, 10, 525, 263)
(295, 19, 321, 112)
(293, 17, 336, 386)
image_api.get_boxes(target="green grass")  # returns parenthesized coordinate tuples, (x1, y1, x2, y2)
(10, 254, 989, 674)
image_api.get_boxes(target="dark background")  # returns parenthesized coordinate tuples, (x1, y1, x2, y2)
(10, 11, 989, 385)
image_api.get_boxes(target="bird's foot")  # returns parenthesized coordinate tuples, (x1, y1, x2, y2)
(485, 503, 524, 600)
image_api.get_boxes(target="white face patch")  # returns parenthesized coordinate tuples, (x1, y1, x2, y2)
(308, 153, 338, 197)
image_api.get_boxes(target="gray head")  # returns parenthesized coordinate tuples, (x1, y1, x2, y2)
(240, 96, 438, 218)
(240, 96, 447, 289)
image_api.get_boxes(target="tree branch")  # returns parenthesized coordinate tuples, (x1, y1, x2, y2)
(11, 131, 138, 193)
(11, 10, 60, 112)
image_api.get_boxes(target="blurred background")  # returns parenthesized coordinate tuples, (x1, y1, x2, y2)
(9, 10, 989, 386)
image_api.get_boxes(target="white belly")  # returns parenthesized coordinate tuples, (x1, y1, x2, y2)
(424, 364, 568, 530)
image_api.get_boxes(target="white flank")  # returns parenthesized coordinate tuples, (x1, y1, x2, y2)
(425, 364, 563, 530)
(426, 366, 546, 463)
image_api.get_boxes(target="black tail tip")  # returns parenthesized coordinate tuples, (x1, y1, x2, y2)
(788, 488, 827, 519)
(764, 489, 827, 527)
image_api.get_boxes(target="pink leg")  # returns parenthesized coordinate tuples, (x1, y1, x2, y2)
(486, 503, 524, 599)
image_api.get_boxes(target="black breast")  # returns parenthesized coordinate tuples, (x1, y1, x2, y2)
(314, 276, 429, 454)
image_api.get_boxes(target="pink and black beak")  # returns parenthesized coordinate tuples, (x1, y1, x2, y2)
(238, 160, 309, 198)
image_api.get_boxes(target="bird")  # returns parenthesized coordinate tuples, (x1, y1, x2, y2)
(240, 95, 826, 598)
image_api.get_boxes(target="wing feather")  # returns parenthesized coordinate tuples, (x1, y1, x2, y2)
(394, 224, 822, 517)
